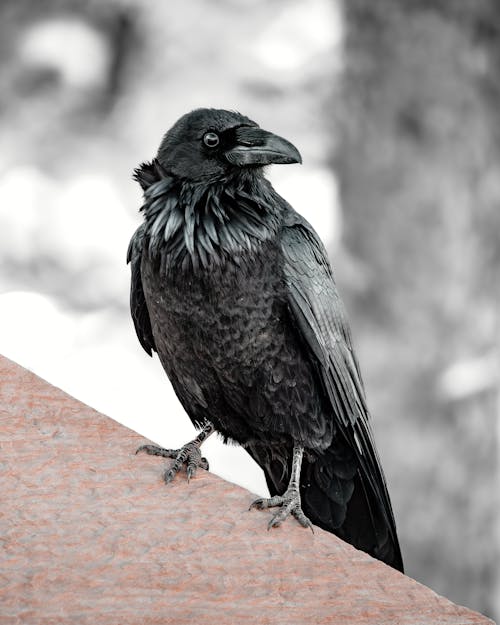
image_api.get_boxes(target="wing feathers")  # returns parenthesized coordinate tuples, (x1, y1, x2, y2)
(127, 224, 156, 356)
(280, 209, 403, 571)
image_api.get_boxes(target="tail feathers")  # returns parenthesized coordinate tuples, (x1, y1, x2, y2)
(300, 451, 403, 572)
(333, 470, 404, 572)
(256, 447, 403, 573)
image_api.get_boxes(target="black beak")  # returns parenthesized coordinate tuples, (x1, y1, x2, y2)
(225, 126, 302, 167)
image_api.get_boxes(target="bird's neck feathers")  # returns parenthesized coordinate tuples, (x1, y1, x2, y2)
(139, 167, 282, 274)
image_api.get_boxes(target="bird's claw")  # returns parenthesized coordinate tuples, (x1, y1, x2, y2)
(250, 488, 314, 533)
(136, 442, 209, 484)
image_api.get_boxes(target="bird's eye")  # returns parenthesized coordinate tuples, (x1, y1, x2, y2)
(203, 132, 220, 148)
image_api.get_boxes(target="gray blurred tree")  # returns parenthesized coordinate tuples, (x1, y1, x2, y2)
(336, 0, 500, 618)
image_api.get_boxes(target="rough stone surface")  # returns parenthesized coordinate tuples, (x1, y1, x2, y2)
(0, 354, 494, 625)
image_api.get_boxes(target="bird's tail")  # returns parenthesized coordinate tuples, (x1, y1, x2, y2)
(256, 444, 404, 573)
(305, 453, 403, 572)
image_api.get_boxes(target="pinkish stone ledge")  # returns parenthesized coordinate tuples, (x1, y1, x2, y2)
(0, 354, 494, 625)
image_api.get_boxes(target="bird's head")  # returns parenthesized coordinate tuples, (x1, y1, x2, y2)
(156, 108, 302, 182)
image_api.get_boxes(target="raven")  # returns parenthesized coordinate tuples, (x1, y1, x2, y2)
(129, 108, 403, 572)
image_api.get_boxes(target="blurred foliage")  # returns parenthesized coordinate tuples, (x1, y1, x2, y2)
(336, 0, 499, 618)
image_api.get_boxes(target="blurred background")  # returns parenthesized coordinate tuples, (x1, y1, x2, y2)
(0, 0, 498, 619)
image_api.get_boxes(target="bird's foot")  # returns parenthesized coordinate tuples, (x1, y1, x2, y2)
(136, 442, 209, 484)
(250, 487, 314, 532)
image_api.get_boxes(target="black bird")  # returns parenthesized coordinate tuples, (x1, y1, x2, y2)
(128, 108, 403, 572)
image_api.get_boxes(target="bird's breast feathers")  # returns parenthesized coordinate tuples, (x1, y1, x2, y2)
(141, 174, 283, 275)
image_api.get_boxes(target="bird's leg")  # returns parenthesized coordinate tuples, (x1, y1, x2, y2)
(250, 445, 313, 532)
(136, 422, 214, 484)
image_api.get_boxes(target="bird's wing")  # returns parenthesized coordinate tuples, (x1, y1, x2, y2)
(127, 224, 156, 356)
(281, 209, 366, 428)
(280, 208, 403, 570)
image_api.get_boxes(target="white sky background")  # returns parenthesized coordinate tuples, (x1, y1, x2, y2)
(0, 0, 343, 496)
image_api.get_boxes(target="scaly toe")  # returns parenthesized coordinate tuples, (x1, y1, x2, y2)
(163, 454, 186, 483)
(186, 463, 197, 483)
(251, 488, 313, 532)
(267, 498, 295, 529)
(135, 444, 177, 458)
(137, 441, 210, 485)
(163, 467, 179, 484)
(249, 495, 284, 511)
(136, 426, 213, 485)
(292, 508, 314, 532)
(268, 509, 287, 530)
